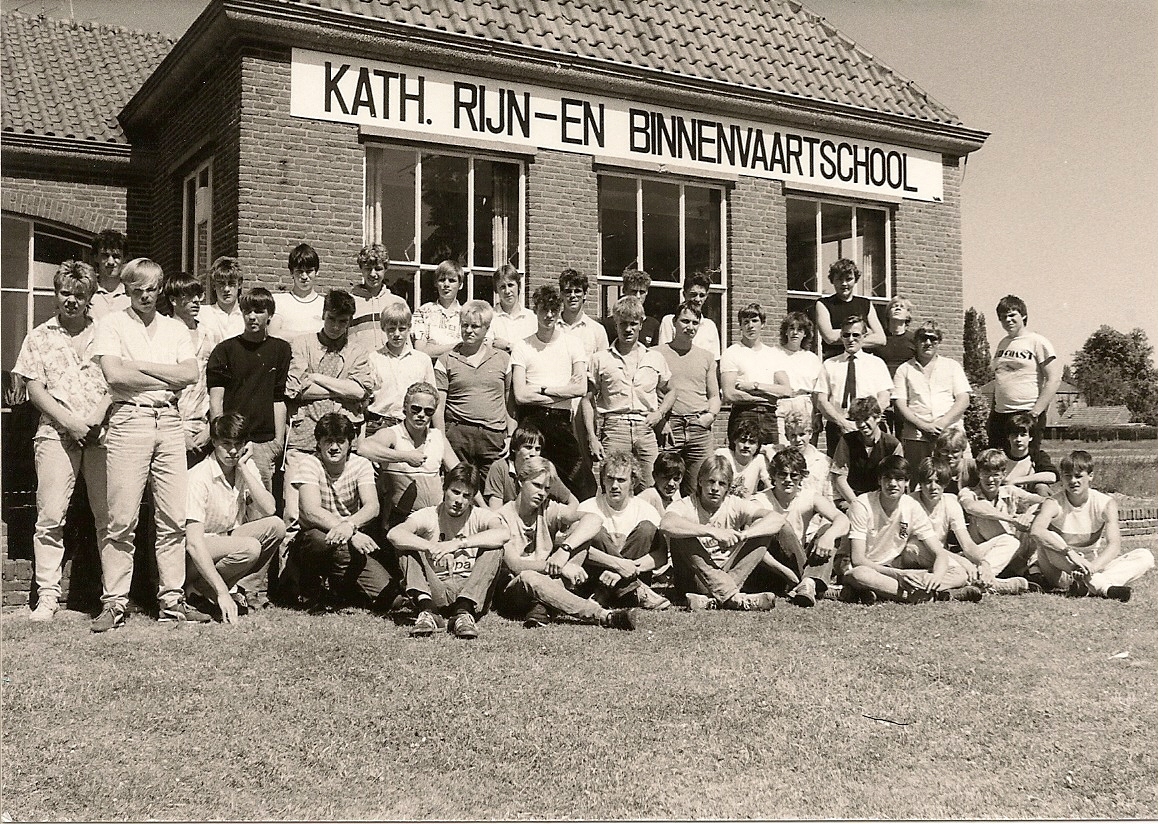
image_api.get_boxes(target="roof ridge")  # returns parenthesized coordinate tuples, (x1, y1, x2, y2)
(2, 9, 177, 45)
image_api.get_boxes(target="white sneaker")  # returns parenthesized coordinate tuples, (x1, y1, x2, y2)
(633, 583, 671, 610)
(686, 593, 716, 611)
(29, 596, 58, 622)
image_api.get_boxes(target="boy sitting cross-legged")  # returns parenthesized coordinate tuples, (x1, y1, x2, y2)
(958, 447, 1045, 579)
(638, 451, 685, 515)
(484, 421, 577, 511)
(843, 455, 982, 604)
(388, 463, 511, 639)
(714, 418, 771, 498)
(1029, 450, 1154, 601)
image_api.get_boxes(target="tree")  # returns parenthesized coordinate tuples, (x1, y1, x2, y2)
(961, 307, 993, 454)
(1071, 326, 1158, 425)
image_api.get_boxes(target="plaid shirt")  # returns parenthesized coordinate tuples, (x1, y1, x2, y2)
(285, 332, 379, 453)
(289, 453, 376, 521)
(12, 316, 108, 442)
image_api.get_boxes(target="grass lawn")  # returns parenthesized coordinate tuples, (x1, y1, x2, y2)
(3, 552, 1156, 821)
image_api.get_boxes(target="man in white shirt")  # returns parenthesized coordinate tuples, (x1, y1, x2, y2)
(657, 272, 721, 361)
(87, 229, 129, 320)
(813, 315, 893, 458)
(198, 256, 246, 343)
(489, 264, 537, 352)
(892, 320, 971, 476)
(558, 268, 609, 358)
(92, 258, 207, 631)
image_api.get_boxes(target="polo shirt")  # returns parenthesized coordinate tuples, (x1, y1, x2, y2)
(205, 335, 293, 443)
(559, 312, 609, 358)
(511, 330, 586, 411)
(186, 456, 259, 535)
(434, 344, 510, 431)
(991, 331, 1056, 412)
(813, 350, 893, 410)
(893, 355, 971, 441)
(88, 282, 130, 320)
(657, 343, 715, 415)
(491, 306, 538, 346)
(413, 301, 464, 349)
(578, 494, 660, 549)
(832, 430, 904, 495)
(665, 495, 771, 567)
(92, 307, 197, 405)
(403, 504, 506, 578)
(12, 315, 108, 442)
(848, 491, 935, 566)
(367, 345, 437, 418)
(658, 315, 721, 360)
(588, 343, 670, 415)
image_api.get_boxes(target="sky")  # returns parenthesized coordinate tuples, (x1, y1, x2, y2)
(14, 0, 1158, 366)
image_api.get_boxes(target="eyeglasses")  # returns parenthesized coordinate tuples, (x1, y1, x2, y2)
(563, 287, 586, 295)
(840, 331, 863, 339)
(917, 335, 942, 343)
(408, 405, 436, 417)
(774, 470, 803, 480)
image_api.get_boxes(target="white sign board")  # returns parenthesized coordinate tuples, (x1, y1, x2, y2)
(290, 48, 943, 202)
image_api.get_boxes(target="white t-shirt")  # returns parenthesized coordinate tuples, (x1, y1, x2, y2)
(920, 492, 968, 546)
(579, 494, 660, 549)
(848, 491, 935, 566)
(367, 346, 437, 418)
(751, 487, 819, 542)
(272, 291, 325, 343)
(491, 307, 538, 347)
(658, 315, 721, 360)
(720, 342, 786, 388)
(199, 303, 245, 343)
(991, 331, 1056, 412)
(403, 504, 506, 578)
(775, 346, 824, 416)
(511, 330, 586, 411)
(1048, 488, 1112, 554)
(893, 356, 971, 441)
(92, 308, 197, 405)
(714, 447, 771, 497)
(666, 495, 771, 566)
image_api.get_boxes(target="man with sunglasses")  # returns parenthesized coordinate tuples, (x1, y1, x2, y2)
(892, 320, 972, 478)
(812, 315, 893, 458)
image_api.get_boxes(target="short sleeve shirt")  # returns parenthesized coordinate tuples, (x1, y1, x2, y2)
(92, 308, 197, 404)
(349, 286, 408, 353)
(1004, 447, 1057, 487)
(720, 343, 786, 387)
(657, 343, 715, 415)
(959, 483, 1039, 542)
(752, 487, 818, 542)
(578, 494, 660, 549)
(403, 504, 506, 578)
(368, 345, 437, 418)
(848, 492, 935, 566)
(666, 495, 771, 566)
(199, 303, 245, 344)
(893, 356, 972, 441)
(559, 313, 609, 359)
(413, 302, 464, 349)
(435, 344, 511, 430)
(285, 333, 379, 453)
(289, 453, 376, 520)
(272, 292, 325, 342)
(588, 343, 670, 415)
(774, 346, 824, 416)
(484, 460, 571, 505)
(658, 315, 721, 360)
(991, 331, 1056, 412)
(498, 500, 572, 561)
(714, 448, 771, 497)
(186, 456, 259, 535)
(511, 331, 586, 411)
(88, 282, 130, 320)
(205, 335, 293, 443)
(491, 307, 538, 346)
(921, 493, 968, 546)
(813, 351, 894, 409)
(13, 316, 109, 442)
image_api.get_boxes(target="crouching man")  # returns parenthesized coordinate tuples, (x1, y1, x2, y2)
(388, 464, 511, 639)
(659, 455, 795, 611)
(184, 414, 286, 621)
(496, 457, 636, 630)
(843, 456, 980, 604)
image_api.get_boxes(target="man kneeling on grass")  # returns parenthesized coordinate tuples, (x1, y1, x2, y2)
(287, 413, 397, 612)
(388, 463, 510, 639)
(843, 455, 982, 604)
(1029, 450, 1154, 602)
(185, 414, 286, 622)
(496, 457, 636, 630)
(659, 454, 796, 611)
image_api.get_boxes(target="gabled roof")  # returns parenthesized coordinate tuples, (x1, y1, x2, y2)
(1, 12, 174, 147)
(1061, 405, 1133, 427)
(266, 0, 963, 126)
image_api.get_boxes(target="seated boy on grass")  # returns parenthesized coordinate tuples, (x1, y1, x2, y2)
(781, 410, 832, 501)
(638, 451, 685, 515)
(913, 457, 1033, 596)
(1002, 411, 1057, 496)
(1029, 450, 1154, 601)
(388, 463, 511, 639)
(831, 396, 903, 508)
(483, 421, 577, 510)
(749, 447, 850, 607)
(843, 456, 981, 604)
(184, 414, 287, 621)
(933, 428, 976, 494)
(714, 418, 771, 498)
(958, 447, 1045, 579)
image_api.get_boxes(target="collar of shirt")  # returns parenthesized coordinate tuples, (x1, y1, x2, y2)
(431, 302, 461, 319)
(498, 306, 533, 319)
(448, 342, 500, 365)
(317, 330, 349, 352)
(382, 343, 416, 359)
(560, 313, 595, 330)
(95, 282, 125, 297)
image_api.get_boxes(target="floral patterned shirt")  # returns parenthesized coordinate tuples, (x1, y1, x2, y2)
(12, 316, 109, 442)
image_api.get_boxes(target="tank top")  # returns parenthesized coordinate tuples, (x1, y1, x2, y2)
(1049, 488, 1111, 553)
(820, 294, 875, 360)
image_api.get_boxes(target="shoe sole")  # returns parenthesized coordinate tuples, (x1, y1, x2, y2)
(410, 627, 435, 637)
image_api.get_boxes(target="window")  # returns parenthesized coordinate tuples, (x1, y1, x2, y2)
(182, 159, 213, 279)
(365, 146, 524, 307)
(786, 196, 891, 324)
(1, 213, 91, 377)
(597, 174, 727, 337)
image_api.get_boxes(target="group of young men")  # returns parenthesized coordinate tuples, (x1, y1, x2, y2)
(13, 234, 1154, 636)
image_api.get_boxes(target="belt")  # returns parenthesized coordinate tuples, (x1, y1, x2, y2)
(670, 412, 709, 419)
(114, 399, 176, 409)
(524, 406, 572, 421)
(733, 403, 777, 413)
(601, 411, 648, 420)
(446, 417, 506, 433)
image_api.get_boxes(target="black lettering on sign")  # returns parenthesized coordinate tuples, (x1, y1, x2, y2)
(325, 61, 350, 115)
(351, 67, 376, 117)
(629, 108, 650, 153)
(399, 73, 424, 123)
(454, 81, 480, 131)
(560, 98, 584, 144)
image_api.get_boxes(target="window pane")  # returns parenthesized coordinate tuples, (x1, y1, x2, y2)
(420, 154, 469, 266)
(599, 176, 637, 277)
(786, 198, 817, 293)
(646, 283, 682, 324)
(1, 291, 29, 372)
(642, 180, 680, 282)
(387, 264, 418, 307)
(685, 186, 721, 282)
(473, 160, 520, 269)
(184, 176, 196, 271)
(702, 291, 723, 336)
(857, 208, 888, 298)
(469, 273, 494, 306)
(2, 216, 31, 290)
(33, 233, 88, 290)
(370, 147, 418, 262)
(819, 202, 853, 279)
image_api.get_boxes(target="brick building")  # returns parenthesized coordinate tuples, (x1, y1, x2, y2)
(2, 1, 988, 606)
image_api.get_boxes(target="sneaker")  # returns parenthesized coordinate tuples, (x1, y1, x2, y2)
(1067, 578, 1090, 598)
(823, 584, 845, 602)
(632, 583, 671, 611)
(937, 585, 984, 603)
(991, 576, 1030, 595)
(410, 610, 441, 637)
(686, 593, 717, 611)
(729, 592, 776, 611)
(600, 608, 636, 631)
(898, 585, 935, 605)
(523, 603, 550, 628)
(29, 596, 58, 622)
(450, 612, 479, 639)
(91, 604, 126, 633)
(158, 600, 213, 623)
(857, 589, 878, 606)
(1104, 585, 1132, 603)
(788, 578, 817, 608)
(230, 590, 251, 616)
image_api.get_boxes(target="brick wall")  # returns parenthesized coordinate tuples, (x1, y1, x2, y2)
(728, 177, 786, 347)
(893, 156, 964, 360)
(1, 173, 127, 236)
(526, 150, 599, 292)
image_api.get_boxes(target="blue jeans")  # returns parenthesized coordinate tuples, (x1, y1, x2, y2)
(663, 415, 715, 497)
(599, 413, 660, 487)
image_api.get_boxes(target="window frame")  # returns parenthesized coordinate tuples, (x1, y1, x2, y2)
(596, 172, 729, 341)
(785, 195, 893, 305)
(364, 144, 527, 308)
(181, 158, 214, 279)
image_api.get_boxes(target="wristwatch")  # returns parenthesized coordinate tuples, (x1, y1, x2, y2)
(556, 543, 572, 555)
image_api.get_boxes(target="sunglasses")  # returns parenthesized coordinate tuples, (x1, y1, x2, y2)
(840, 331, 863, 339)
(917, 334, 942, 343)
(774, 470, 803, 480)
(408, 405, 436, 417)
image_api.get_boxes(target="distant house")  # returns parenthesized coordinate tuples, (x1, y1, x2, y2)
(1049, 380, 1081, 424)
(1060, 405, 1132, 427)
